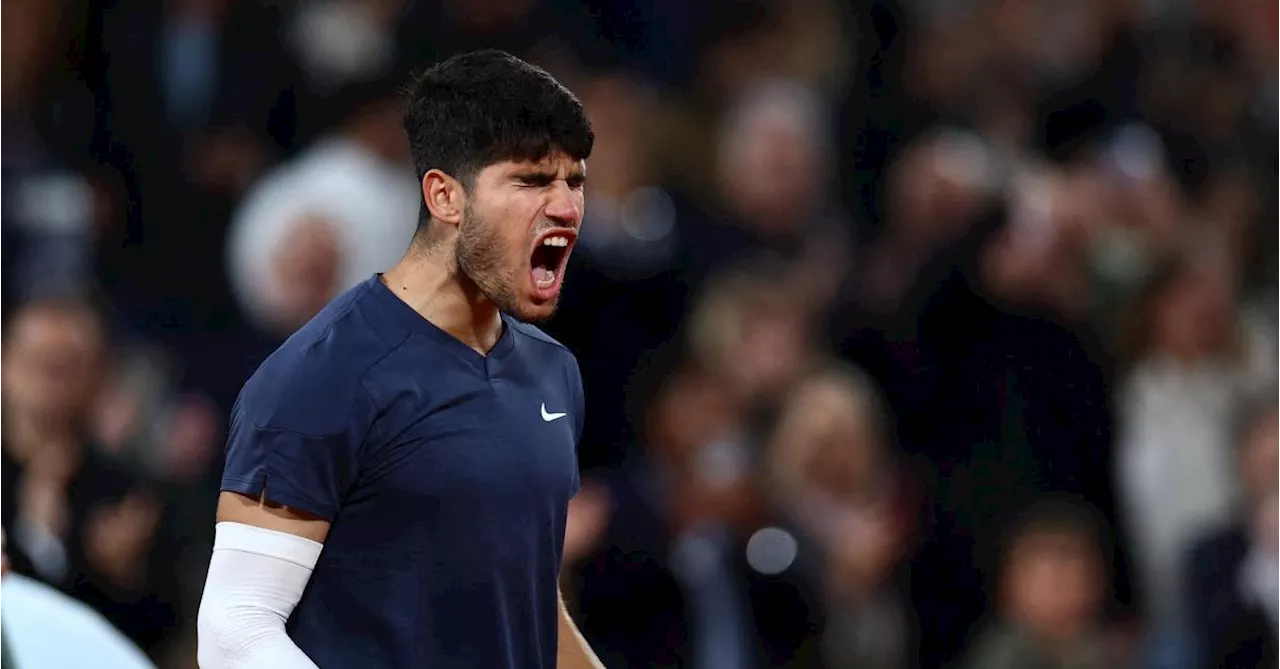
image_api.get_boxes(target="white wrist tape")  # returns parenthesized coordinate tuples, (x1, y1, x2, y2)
(196, 522, 324, 669)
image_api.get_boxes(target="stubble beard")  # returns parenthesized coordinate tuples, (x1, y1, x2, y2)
(454, 205, 559, 324)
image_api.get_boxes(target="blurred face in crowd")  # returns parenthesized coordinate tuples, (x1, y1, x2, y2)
(772, 376, 883, 507)
(437, 152, 586, 324)
(904, 20, 983, 109)
(1, 0, 57, 103)
(1239, 408, 1280, 554)
(981, 173, 1074, 308)
(733, 304, 808, 401)
(1002, 528, 1103, 642)
(1239, 407, 1279, 501)
(2, 303, 105, 424)
(579, 74, 654, 198)
(889, 132, 993, 244)
(648, 370, 738, 468)
(717, 86, 824, 236)
(1150, 263, 1235, 362)
(691, 269, 812, 405)
(271, 215, 344, 332)
(771, 372, 903, 598)
(648, 369, 760, 531)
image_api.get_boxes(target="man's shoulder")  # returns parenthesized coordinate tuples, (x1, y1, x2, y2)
(238, 282, 409, 432)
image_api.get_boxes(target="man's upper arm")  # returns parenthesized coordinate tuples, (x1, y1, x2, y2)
(220, 356, 375, 526)
(216, 490, 331, 544)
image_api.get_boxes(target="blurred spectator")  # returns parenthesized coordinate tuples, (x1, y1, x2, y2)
(1116, 252, 1275, 659)
(546, 71, 688, 467)
(572, 363, 822, 669)
(226, 75, 416, 337)
(1185, 387, 1279, 669)
(708, 80, 854, 309)
(572, 262, 833, 667)
(96, 0, 304, 338)
(289, 0, 408, 96)
(960, 500, 1123, 669)
(4, 1, 1278, 668)
(687, 259, 818, 413)
(0, 297, 179, 657)
(658, 0, 850, 204)
(767, 364, 919, 669)
(1, 0, 100, 313)
(858, 127, 1002, 316)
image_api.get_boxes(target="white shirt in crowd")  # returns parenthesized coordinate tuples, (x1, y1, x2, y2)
(2, 572, 155, 669)
(1116, 312, 1276, 630)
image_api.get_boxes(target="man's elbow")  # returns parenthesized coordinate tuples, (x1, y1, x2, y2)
(196, 598, 258, 667)
(197, 599, 298, 668)
(196, 596, 232, 668)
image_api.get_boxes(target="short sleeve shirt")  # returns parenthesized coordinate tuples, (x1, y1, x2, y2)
(221, 276, 583, 668)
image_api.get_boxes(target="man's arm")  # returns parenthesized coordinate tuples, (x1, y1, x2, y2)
(196, 491, 331, 669)
(557, 591, 606, 669)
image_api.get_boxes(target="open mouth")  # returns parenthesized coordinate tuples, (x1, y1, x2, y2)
(529, 229, 576, 296)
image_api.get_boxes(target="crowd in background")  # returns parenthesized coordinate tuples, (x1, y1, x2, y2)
(2, 0, 1277, 668)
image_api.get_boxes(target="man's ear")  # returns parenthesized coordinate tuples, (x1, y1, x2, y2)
(422, 169, 465, 227)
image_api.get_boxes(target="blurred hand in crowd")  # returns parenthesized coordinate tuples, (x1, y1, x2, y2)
(646, 367, 763, 535)
(863, 129, 996, 312)
(83, 492, 163, 593)
(161, 395, 220, 482)
(769, 367, 907, 601)
(826, 506, 901, 600)
(1146, 259, 1237, 365)
(18, 442, 79, 539)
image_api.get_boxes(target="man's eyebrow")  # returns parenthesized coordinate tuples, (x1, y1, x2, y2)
(514, 167, 586, 184)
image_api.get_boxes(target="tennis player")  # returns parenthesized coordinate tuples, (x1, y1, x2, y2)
(196, 50, 604, 669)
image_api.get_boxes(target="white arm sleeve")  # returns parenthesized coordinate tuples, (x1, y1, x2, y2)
(196, 522, 324, 669)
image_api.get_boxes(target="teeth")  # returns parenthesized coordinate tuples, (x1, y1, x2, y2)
(541, 236, 568, 247)
(537, 270, 556, 287)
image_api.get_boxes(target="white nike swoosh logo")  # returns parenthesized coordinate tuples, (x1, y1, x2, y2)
(540, 403, 567, 422)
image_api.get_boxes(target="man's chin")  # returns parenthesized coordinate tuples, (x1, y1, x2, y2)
(509, 299, 559, 325)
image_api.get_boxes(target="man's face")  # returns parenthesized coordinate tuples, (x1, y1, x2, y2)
(1, 306, 104, 422)
(456, 152, 586, 323)
(1004, 532, 1101, 641)
(1240, 409, 1279, 501)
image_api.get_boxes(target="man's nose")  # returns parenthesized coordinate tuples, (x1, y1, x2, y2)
(543, 183, 583, 227)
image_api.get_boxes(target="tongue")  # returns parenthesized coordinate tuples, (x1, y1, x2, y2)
(532, 267, 553, 284)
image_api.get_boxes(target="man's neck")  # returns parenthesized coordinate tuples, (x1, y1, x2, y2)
(381, 249, 504, 354)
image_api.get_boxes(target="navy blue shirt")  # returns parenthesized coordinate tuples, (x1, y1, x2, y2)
(221, 276, 583, 668)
